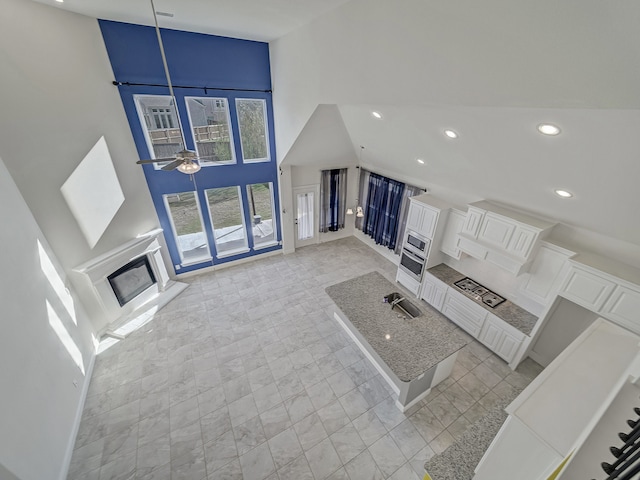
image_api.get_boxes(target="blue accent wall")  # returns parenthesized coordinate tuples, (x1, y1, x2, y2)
(99, 20, 281, 274)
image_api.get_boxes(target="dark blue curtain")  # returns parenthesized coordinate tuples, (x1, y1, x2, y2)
(328, 169, 339, 231)
(363, 173, 406, 249)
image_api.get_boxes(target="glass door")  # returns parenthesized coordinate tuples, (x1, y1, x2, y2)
(294, 185, 319, 248)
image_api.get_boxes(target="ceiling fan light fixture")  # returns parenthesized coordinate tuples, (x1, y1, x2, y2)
(177, 161, 201, 175)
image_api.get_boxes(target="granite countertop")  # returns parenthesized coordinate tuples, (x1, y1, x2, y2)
(325, 271, 469, 382)
(427, 264, 538, 336)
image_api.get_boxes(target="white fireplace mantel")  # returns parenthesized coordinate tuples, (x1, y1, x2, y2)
(74, 229, 187, 335)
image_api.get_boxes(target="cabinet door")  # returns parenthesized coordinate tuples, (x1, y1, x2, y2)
(461, 207, 484, 238)
(520, 244, 573, 305)
(496, 331, 522, 363)
(442, 290, 487, 337)
(507, 225, 537, 258)
(419, 206, 439, 238)
(478, 213, 516, 249)
(479, 318, 502, 350)
(421, 274, 447, 311)
(440, 210, 465, 259)
(601, 284, 640, 335)
(560, 266, 616, 311)
(406, 202, 424, 233)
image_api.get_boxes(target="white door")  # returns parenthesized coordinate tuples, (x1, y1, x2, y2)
(294, 186, 319, 248)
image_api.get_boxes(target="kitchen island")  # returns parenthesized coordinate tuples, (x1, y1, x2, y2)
(326, 271, 469, 411)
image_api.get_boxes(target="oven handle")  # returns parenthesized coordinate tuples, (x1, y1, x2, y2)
(402, 248, 426, 263)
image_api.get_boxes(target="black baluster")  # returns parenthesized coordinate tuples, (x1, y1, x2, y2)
(618, 458, 640, 480)
(604, 447, 640, 479)
(603, 441, 640, 475)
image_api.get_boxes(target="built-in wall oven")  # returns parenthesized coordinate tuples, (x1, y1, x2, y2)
(399, 230, 430, 281)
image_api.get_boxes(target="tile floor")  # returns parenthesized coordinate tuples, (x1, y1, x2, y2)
(68, 236, 543, 480)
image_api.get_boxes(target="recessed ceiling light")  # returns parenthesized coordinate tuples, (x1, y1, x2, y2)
(417, 159, 425, 164)
(554, 189, 573, 198)
(538, 124, 561, 136)
(371, 111, 383, 119)
(385, 334, 391, 340)
(55, 0, 63, 3)
(444, 129, 458, 139)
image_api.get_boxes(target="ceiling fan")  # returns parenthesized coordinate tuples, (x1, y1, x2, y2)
(135, 0, 213, 175)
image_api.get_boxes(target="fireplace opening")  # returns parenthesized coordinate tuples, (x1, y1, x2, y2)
(107, 255, 157, 307)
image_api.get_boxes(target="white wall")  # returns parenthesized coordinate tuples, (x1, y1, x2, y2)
(269, 0, 640, 265)
(0, 0, 161, 332)
(0, 157, 96, 480)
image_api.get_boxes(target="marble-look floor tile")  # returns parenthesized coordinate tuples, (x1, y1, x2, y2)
(352, 409, 388, 447)
(306, 379, 338, 410)
(408, 406, 445, 443)
(408, 445, 435, 477)
(203, 429, 237, 473)
(293, 413, 328, 451)
(368, 433, 407, 477)
(429, 429, 456, 454)
(233, 416, 267, 456)
(426, 393, 463, 427)
(388, 462, 420, 480)
(268, 426, 303, 469)
(239, 442, 276, 480)
(171, 443, 207, 480)
(284, 392, 315, 424)
(329, 423, 366, 464)
(344, 449, 385, 480)
(227, 393, 259, 427)
(305, 437, 343, 480)
(277, 454, 314, 480)
(446, 414, 472, 441)
(339, 388, 370, 420)
(389, 419, 427, 460)
(316, 400, 350, 435)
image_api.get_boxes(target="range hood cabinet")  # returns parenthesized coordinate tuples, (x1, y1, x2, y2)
(456, 201, 556, 276)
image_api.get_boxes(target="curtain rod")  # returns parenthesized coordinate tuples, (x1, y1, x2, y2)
(358, 166, 427, 192)
(112, 80, 272, 94)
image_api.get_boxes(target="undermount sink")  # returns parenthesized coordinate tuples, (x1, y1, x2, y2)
(384, 292, 422, 319)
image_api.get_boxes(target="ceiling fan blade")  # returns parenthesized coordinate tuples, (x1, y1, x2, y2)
(137, 157, 177, 164)
(161, 159, 185, 171)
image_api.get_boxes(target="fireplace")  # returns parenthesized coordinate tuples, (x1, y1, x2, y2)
(74, 229, 188, 335)
(107, 255, 157, 307)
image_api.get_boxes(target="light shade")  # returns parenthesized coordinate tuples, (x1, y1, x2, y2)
(554, 189, 573, 198)
(356, 206, 364, 218)
(346, 208, 354, 215)
(538, 124, 561, 136)
(177, 160, 201, 174)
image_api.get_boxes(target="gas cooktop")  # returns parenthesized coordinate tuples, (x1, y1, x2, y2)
(453, 277, 506, 308)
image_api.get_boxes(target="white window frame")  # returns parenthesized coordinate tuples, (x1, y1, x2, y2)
(162, 192, 212, 266)
(236, 98, 270, 164)
(205, 186, 250, 259)
(248, 182, 279, 250)
(185, 96, 237, 166)
(134, 94, 182, 170)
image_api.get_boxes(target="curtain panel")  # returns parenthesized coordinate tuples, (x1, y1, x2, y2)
(319, 168, 347, 232)
(393, 184, 424, 254)
(362, 172, 406, 250)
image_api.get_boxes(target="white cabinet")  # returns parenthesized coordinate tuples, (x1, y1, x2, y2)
(600, 283, 640, 335)
(440, 209, 465, 259)
(420, 272, 448, 311)
(461, 206, 484, 238)
(396, 268, 421, 296)
(560, 265, 616, 311)
(519, 242, 575, 306)
(478, 313, 525, 363)
(442, 288, 487, 337)
(478, 213, 516, 249)
(406, 200, 438, 239)
(456, 201, 555, 276)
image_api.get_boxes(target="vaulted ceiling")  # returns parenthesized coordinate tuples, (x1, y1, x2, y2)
(29, 0, 640, 253)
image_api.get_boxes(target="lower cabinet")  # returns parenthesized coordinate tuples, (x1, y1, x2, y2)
(396, 268, 421, 296)
(420, 272, 448, 311)
(441, 288, 487, 337)
(478, 313, 525, 363)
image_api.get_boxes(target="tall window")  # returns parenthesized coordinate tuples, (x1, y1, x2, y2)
(319, 168, 348, 232)
(237, 99, 269, 163)
(185, 97, 235, 165)
(247, 182, 276, 248)
(134, 95, 183, 166)
(163, 192, 211, 264)
(206, 187, 248, 257)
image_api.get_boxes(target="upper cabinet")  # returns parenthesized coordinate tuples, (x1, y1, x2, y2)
(559, 254, 640, 335)
(456, 201, 556, 276)
(405, 194, 453, 269)
(440, 209, 466, 260)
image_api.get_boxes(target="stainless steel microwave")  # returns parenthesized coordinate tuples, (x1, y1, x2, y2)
(405, 230, 430, 257)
